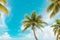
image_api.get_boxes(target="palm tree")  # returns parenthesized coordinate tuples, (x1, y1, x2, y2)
(0, 0, 8, 16)
(51, 19, 60, 40)
(47, 0, 60, 18)
(22, 11, 47, 40)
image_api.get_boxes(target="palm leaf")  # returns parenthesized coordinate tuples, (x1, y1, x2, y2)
(56, 19, 60, 24)
(0, 0, 7, 4)
(36, 15, 42, 21)
(58, 29, 60, 35)
(51, 24, 59, 27)
(49, 0, 56, 2)
(38, 21, 47, 25)
(50, 4, 59, 18)
(25, 14, 32, 21)
(53, 29, 57, 35)
(52, 24, 58, 35)
(23, 20, 31, 24)
(47, 3, 54, 13)
(31, 11, 36, 21)
(23, 23, 30, 32)
(0, 4, 8, 15)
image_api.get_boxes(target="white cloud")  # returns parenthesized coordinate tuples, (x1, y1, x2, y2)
(0, 32, 11, 39)
(0, 32, 12, 40)
(21, 25, 56, 40)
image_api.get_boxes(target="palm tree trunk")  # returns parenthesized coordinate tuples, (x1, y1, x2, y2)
(32, 28, 38, 40)
(56, 34, 59, 40)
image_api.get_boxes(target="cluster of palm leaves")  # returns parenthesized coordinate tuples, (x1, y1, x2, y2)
(23, 11, 47, 40)
(47, 0, 60, 18)
(0, 0, 60, 40)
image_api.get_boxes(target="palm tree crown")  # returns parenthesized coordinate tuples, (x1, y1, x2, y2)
(23, 11, 47, 31)
(47, 0, 60, 18)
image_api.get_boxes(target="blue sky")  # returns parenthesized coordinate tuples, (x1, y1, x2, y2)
(0, 0, 60, 40)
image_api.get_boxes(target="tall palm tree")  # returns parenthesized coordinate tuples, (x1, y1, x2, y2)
(47, 0, 60, 18)
(22, 11, 47, 40)
(51, 19, 60, 40)
(0, 0, 8, 15)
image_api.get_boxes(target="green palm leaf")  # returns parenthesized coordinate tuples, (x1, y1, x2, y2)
(0, 0, 7, 4)
(50, 4, 59, 18)
(53, 28, 57, 35)
(25, 14, 32, 21)
(47, 0, 60, 18)
(49, 0, 56, 2)
(31, 11, 36, 21)
(36, 15, 42, 21)
(0, 4, 8, 15)
(47, 3, 54, 13)
(23, 23, 30, 32)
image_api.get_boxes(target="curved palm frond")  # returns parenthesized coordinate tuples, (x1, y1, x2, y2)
(25, 14, 32, 21)
(0, 0, 7, 4)
(31, 11, 37, 21)
(47, 0, 60, 18)
(47, 3, 54, 13)
(56, 19, 60, 24)
(36, 15, 42, 21)
(0, 4, 8, 15)
(38, 20, 47, 25)
(23, 20, 31, 24)
(53, 28, 58, 35)
(51, 24, 59, 28)
(23, 23, 31, 32)
(50, 4, 59, 18)
(49, 0, 56, 2)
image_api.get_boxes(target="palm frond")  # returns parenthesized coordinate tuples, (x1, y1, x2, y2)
(25, 14, 32, 21)
(31, 11, 36, 21)
(56, 19, 60, 24)
(47, 3, 54, 13)
(0, 0, 7, 4)
(58, 30, 60, 35)
(53, 28, 58, 35)
(23, 20, 31, 24)
(51, 24, 58, 35)
(39, 21, 48, 25)
(50, 4, 59, 18)
(36, 15, 42, 21)
(49, 0, 56, 2)
(23, 23, 30, 32)
(51, 24, 59, 27)
(0, 4, 8, 15)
